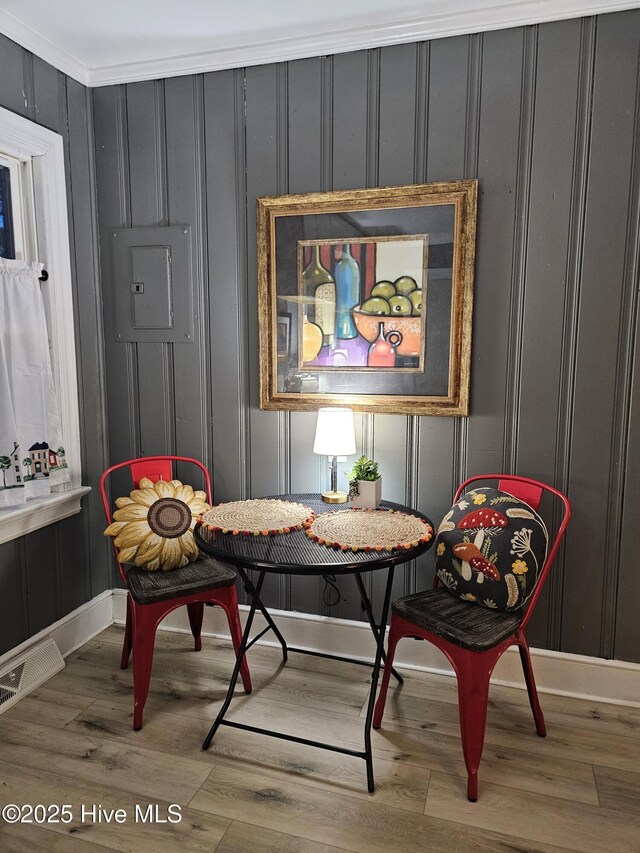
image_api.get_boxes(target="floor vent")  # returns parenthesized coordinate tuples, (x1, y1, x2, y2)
(0, 638, 65, 714)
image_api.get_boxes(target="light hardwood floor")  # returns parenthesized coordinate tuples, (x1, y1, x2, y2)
(1, 625, 639, 852)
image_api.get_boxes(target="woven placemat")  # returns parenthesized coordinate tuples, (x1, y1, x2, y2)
(198, 499, 314, 536)
(307, 508, 433, 552)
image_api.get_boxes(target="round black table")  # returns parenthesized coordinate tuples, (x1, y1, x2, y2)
(195, 494, 434, 792)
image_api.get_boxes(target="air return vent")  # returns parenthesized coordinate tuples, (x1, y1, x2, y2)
(0, 639, 64, 714)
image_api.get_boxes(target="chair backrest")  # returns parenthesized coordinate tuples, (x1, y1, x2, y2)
(450, 474, 571, 628)
(99, 455, 212, 583)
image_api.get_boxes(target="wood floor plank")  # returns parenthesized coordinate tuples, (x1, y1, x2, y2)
(374, 685, 640, 774)
(0, 822, 113, 853)
(77, 640, 372, 717)
(0, 760, 230, 853)
(189, 761, 568, 853)
(2, 624, 636, 852)
(207, 820, 355, 853)
(0, 687, 96, 729)
(56, 629, 601, 806)
(0, 716, 212, 805)
(425, 771, 640, 853)
(65, 699, 430, 813)
(594, 764, 640, 816)
(226, 693, 600, 805)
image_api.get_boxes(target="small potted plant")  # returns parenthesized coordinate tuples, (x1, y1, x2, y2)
(347, 456, 382, 509)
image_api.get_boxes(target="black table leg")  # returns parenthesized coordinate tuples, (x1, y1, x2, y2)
(202, 570, 266, 750)
(363, 565, 395, 793)
(354, 572, 403, 685)
(244, 568, 288, 662)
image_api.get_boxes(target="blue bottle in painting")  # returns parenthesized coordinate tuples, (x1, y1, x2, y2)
(334, 243, 359, 339)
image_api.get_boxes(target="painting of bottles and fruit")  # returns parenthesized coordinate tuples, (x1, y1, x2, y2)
(297, 235, 427, 372)
(258, 180, 477, 416)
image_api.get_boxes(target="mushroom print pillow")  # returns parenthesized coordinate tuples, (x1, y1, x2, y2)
(434, 488, 548, 611)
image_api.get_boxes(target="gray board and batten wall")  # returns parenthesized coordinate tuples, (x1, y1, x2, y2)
(0, 9, 638, 666)
(0, 35, 109, 654)
(93, 9, 640, 663)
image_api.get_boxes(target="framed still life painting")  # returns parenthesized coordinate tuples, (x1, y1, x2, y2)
(257, 180, 477, 415)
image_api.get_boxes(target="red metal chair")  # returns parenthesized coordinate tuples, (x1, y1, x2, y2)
(373, 474, 571, 801)
(100, 455, 251, 730)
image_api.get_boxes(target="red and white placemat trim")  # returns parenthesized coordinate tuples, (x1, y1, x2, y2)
(306, 508, 433, 552)
(196, 498, 315, 536)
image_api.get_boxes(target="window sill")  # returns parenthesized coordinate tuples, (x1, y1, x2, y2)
(0, 486, 91, 545)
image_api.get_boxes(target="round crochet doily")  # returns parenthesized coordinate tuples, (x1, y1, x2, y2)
(307, 508, 433, 552)
(198, 499, 314, 536)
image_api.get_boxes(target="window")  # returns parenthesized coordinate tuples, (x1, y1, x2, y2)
(0, 150, 34, 262)
(0, 161, 16, 257)
(0, 106, 89, 543)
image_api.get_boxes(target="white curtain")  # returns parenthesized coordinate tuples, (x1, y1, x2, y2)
(0, 259, 69, 507)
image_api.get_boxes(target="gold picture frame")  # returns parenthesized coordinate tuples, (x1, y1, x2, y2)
(257, 180, 477, 416)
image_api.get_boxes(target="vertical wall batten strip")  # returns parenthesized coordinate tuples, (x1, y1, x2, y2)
(454, 32, 482, 494)
(364, 47, 381, 503)
(78, 84, 109, 596)
(163, 342, 176, 454)
(413, 42, 429, 184)
(322, 56, 334, 192)
(195, 75, 210, 466)
(165, 75, 207, 465)
(366, 49, 381, 190)
(503, 26, 538, 473)
(23, 50, 35, 120)
(410, 41, 430, 592)
(551, 17, 596, 649)
(238, 69, 251, 500)
(130, 344, 142, 456)
(464, 33, 482, 182)
(405, 416, 420, 594)
(116, 86, 131, 226)
(602, 37, 640, 658)
(155, 81, 168, 225)
(358, 48, 380, 604)
(117, 85, 140, 460)
(364, 47, 381, 615)
(277, 64, 290, 504)
(17, 539, 29, 639)
(403, 45, 429, 594)
(65, 79, 99, 601)
(157, 82, 176, 456)
(278, 62, 290, 608)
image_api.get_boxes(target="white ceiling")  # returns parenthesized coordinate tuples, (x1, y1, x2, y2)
(0, 0, 636, 87)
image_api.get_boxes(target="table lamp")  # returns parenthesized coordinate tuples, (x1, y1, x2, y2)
(313, 407, 356, 503)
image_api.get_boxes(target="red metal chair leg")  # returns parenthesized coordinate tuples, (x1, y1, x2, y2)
(373, 613, 402, 729)
(517, 634, 546, 737)
(187, 602, 205, 652)
(217, 584, 252, 694)
(131, 602, 161, 731)
(454, 647, 494, 802)
(120, 594, 133, 670)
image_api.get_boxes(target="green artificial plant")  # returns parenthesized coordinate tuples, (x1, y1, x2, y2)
(347, 455, 380, 500)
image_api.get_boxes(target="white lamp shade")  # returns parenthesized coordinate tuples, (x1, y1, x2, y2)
(313, 407, 356, 456)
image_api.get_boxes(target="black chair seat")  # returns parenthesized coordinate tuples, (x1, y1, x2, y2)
(126, 556, 236, 605)
(392, 588, 524, 652)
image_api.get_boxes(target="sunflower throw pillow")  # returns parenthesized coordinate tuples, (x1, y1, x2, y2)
(433, 487, 548, 611)
(104, 478, 210, 571)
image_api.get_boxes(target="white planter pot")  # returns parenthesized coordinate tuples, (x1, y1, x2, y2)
(351, 478, 382, 509)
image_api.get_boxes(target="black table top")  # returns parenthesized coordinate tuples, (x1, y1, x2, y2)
(194, 493, 434, 576)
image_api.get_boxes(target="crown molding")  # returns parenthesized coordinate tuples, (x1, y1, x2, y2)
(1, 0, 638, 88)
(0, 7, 90, 85)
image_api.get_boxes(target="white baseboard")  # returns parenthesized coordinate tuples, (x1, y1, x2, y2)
(0, 589, 113, 670)
(112, 589, 640, 708)
(9, 589, 637, 709)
